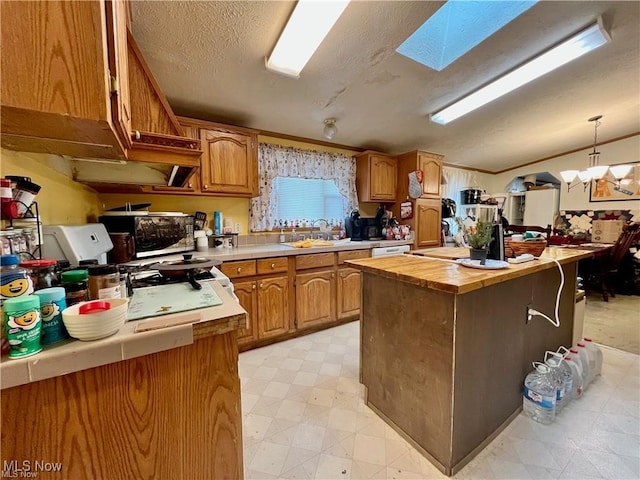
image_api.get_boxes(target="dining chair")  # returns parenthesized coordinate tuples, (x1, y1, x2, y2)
(506, 224, 552, 239)
(591, 222, 640, 301)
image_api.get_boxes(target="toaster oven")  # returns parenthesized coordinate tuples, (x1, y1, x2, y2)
(99, 213, 194, 259)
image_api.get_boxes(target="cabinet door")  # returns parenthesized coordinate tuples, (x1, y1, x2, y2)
(337, 267, 361, 319)
(296, 270, 336, 329)
(105, 0, 132, 149)
(370, 155, 397, 201)
(418, 153, 442, 198)
(200, 128, 258, 196)
(233, 280, 258, 345)
(416, 198, 442, 248)
(257, 276, 289, 339)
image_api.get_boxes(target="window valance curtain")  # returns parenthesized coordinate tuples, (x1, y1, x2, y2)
(250, 143, 358, 231)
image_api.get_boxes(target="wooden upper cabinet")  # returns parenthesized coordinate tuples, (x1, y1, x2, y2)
(415, 198, 442, 248)
(0, 0, 129, 159)
(355, 151, 397, 202)
(397, 150, 444, 200)
(418, 152, 443, 198)
(200, 127, 258, 197)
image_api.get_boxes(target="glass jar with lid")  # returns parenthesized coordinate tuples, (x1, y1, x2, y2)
(87, 264, 121, 300)
(61, 269, 89, 306)
(20, 259, 59, 290)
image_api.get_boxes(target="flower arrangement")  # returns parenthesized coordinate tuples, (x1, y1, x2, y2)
(454, 217, 494, 249)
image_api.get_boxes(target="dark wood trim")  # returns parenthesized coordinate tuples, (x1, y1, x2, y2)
(257, 129, 365, 152)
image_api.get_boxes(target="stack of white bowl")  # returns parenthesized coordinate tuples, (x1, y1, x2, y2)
(62, 298, 129, 341)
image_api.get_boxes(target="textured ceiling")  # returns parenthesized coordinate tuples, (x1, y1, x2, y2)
(130, 1, 640, 173)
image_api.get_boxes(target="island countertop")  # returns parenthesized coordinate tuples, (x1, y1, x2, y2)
(347, 247, 594, 294)
(0, 281, 246, 390)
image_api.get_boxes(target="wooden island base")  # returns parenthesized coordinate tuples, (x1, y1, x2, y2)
(356, 257, 579, 476)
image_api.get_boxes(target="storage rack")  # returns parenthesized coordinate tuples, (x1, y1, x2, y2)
(1, 201, 42, 260)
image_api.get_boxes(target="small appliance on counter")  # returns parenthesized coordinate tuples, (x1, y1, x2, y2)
(99, 211, 194, 259)
(344, 210, 382, 241)
(42, 224, 113, 265)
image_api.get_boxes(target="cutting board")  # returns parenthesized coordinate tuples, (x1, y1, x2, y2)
(127, 281, 222, 321)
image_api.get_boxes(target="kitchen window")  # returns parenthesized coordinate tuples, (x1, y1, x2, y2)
(250, 143, 358, 232)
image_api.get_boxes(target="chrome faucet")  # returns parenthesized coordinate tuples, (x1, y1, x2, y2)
(309, 219, 329, 239)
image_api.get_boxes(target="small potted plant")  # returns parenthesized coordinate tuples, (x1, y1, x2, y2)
(464, 219, 494, 265)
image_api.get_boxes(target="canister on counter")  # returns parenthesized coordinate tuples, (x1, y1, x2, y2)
(88, 264, 121, 300)
(3, 295, 42, 359)
(1, 254, 34, 305)
(61, 269, 89, 306)
(20, 259, 59, 290)
(34, 287, 68, 345)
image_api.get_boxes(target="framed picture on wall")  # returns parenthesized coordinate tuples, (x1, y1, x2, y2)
(589, 162, 640, 202)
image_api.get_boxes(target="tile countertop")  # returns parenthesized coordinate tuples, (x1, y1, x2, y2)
(0, 282, 246, 390)
(128, 239, 414, 266)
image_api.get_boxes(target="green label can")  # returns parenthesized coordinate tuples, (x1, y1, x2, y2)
(34, 287, 68, 345)
(3, 295, 42, 359)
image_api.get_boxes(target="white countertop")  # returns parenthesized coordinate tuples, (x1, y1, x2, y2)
(0, 282, 246, 390)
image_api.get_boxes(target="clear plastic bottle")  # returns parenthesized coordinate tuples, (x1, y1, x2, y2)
(543, 351, 567, 413)
(576, 342, 596, 385)
(582, 338, 603, 379)
(523, 362, 557, 424)
(570, 347, 590, 390)
(546, 351, 573, 410)
(563, 354, 584, 399)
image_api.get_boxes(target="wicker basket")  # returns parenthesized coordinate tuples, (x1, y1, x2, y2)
(505, 238, 547, 257)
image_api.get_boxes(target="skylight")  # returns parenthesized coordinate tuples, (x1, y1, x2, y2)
(396, 0, 538, 71)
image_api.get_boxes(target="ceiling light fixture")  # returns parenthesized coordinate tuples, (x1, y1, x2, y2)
(323, 118, 337, 140)
(265, 0, 350, 78)
(430, 17, 610, 125)
(560, 115, 632, 192)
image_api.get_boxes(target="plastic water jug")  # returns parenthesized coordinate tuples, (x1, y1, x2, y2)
(523, 362, 556, 424)
(570, 347, 590, 389)
(576, 342, 596, 385)
(582, 338, 603, 378)
(546, 350, 573, 409)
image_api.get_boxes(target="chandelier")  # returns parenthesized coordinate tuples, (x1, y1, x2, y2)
(560, 115, 632, 192)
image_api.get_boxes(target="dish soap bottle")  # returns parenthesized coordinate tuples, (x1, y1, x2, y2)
(279, 229, 285, 243)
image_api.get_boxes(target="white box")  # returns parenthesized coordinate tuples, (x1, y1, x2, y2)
(591, 219, 624, 243)
(42, 224, 113, 265)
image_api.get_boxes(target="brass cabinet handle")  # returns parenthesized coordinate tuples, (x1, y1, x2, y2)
(271, 263, 275, 269)
(203, 184, 208, 190)
(252, 284, 256, 290)
(331, 273, 335, 278)
(187, 183, 193, 188)
(237, 267, 242, 273)
(259, 282, 263, 288)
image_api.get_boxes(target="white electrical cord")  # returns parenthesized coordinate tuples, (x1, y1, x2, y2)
(527, 258, 564, 327)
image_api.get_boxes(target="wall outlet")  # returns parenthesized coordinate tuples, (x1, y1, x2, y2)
(235, 223, 241, 234)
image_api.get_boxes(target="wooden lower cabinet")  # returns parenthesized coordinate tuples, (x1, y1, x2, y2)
(258, 276, 289, 339)
(337, 267, 362, 319)
(233, 280, 258, 344)
(296, 269, 336, 329)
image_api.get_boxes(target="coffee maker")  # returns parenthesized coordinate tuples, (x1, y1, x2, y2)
(344, 210, 382, 241)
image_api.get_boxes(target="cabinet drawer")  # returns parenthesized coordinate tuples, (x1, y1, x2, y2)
(337, 250, 370, 265)
(221, 260, 257, 279)
(257, 257, 288, 275)
(295, 253, 335, 270)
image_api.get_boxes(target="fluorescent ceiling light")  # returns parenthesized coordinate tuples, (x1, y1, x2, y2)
(430, 18, 610, 125)
(266, 0, 350, 78)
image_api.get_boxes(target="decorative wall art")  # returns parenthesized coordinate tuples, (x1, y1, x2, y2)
(589, 162, 640, 202)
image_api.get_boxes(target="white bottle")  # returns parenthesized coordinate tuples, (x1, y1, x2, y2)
(279, 229, 285, 243)
(563, 354, 585, 399)
(570, 347, 591, 389)
(576, 342, 596, 385)
(582, 338, 603, 379)
(523, 362, 556, 424)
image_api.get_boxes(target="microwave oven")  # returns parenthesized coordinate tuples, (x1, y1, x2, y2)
(98, 213, 194, 259)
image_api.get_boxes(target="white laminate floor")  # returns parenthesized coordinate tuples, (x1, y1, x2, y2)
(239, 322, 640, 479)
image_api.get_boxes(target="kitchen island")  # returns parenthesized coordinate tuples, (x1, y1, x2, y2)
(0, 282, 246, 479)
(347, 248, 594, 476)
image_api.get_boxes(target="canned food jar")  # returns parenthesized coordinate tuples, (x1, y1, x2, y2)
(34, 287, 68, 345)
(3, 295, 42, 359)
(88, 264, 121, 300)
(1, 254, 34, 304)
(61, 270, 89, 306)
(20, 259, 58, 290)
